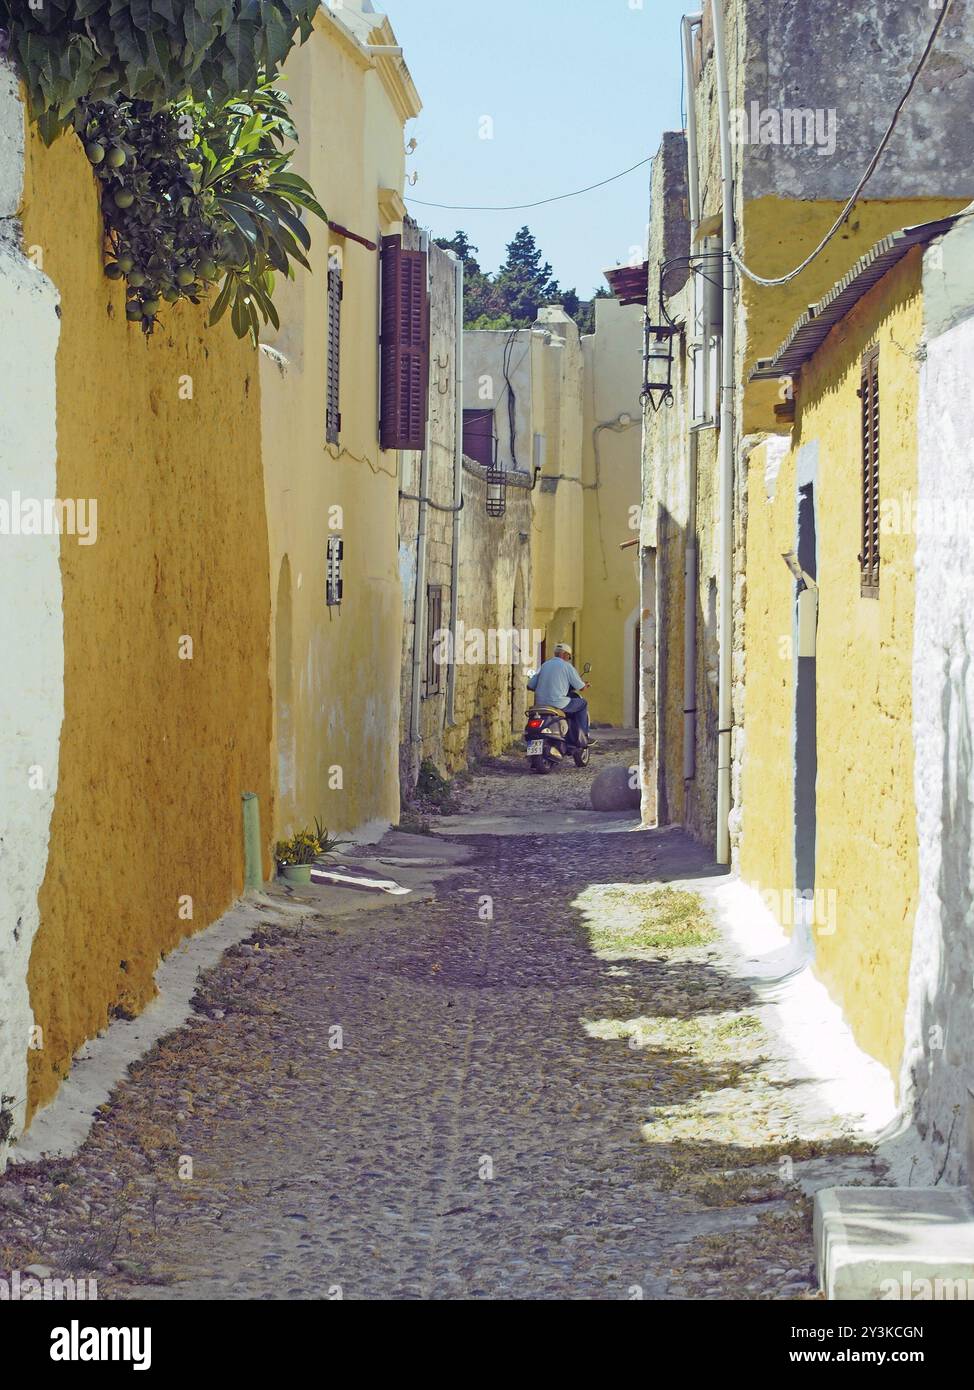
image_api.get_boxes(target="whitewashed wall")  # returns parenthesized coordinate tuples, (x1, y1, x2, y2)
(900, 216, 974, 1184)
(0, 63, 63, 1166)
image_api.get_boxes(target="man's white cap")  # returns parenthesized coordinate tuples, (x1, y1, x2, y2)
(554, 642, 572, 657)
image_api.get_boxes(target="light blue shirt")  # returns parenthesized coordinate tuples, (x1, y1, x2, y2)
(527, 657, 584, 710)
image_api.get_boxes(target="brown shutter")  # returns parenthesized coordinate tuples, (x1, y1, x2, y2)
(860, 346, 880, 598)
(380, 235, 430, 450)
(326, 258, 342, 444)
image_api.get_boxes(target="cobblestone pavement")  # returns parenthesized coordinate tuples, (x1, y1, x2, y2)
(0, 747, 881, 1300)
(453, 727, 639, 819)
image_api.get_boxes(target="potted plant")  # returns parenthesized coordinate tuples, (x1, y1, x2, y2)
(275, 828, 322, 884)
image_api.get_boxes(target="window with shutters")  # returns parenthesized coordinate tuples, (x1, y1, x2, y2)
(326, 534, 343, 606)
(326, 252, 343, 445)
(380, 235, 430, 450)
(859, 346, 880, 598)
(424, 585, 443, 696)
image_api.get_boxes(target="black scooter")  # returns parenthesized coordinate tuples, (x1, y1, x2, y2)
(523, 663, 592, 774)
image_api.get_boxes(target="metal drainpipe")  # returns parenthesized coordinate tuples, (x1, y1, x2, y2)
(681, 12, 703, 788)
(409, 229, 432, 772)
(681, 14, 703, 230)
(445, 253, 464, 727)
(711, 0, 736, 866)
(683, 436, 699, 785)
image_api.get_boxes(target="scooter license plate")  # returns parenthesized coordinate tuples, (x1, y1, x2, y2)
(526, 740, 544, 755)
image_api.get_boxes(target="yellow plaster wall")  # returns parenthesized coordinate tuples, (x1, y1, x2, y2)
(22, 123, 273, 1117)
(531, 312, 584, 636)
(259, 22, 408, 840)
(739, 439, 796, 903)
(578, 303, 642, 727)
(740, 248, 924, 1083)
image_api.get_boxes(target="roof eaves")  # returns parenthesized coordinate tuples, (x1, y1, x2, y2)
(749, 217, 959, 382)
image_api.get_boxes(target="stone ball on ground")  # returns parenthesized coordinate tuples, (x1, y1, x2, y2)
(590, 765, 641, 811)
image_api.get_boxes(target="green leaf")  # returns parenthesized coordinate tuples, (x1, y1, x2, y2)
(209, 272, 235, 326)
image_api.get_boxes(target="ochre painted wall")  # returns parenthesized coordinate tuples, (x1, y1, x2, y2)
(21, 122, 273, 1117)
(741, 249, 924, 1084)
(579, 300, 643, 728)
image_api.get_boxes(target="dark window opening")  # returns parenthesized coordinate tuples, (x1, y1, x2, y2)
(463, 408, 496, 468)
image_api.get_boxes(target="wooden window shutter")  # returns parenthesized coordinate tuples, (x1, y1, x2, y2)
(860, 346, 880, 597)
(326, 257, 343, 444)
(380, 235, 430, 450)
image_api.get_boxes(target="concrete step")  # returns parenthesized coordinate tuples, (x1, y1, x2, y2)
(814, 1185, 974, 1300)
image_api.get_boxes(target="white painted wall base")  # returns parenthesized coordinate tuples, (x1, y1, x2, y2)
(900, 230, 974, 1187)
(0, 62, 63, 1169)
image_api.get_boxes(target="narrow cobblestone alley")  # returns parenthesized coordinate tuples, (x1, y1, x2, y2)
(1, 742, 882, 1301)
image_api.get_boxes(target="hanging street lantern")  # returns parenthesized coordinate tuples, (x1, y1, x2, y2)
(642, 315, 678, 411)
(485, 466, 507, 518)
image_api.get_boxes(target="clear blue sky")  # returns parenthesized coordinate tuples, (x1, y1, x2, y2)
(384, 0, 690, 298)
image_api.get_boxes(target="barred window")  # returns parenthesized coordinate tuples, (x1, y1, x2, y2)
(326, 253, 343, 445)
(326, 535, 343, 607)
(860, 346, 880, 598)
(424, 585, 443, 696)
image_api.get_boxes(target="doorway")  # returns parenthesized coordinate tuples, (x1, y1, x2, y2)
(275, 556, 296, 824)
(794, 480, 817, 913)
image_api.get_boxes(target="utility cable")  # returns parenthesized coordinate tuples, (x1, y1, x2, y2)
(731, 0, 955, 288)
(406, 156, 653, 212)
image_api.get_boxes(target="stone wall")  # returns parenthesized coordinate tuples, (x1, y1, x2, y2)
(399, 245, 534, 791)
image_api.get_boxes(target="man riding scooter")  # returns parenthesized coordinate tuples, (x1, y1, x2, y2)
(526, 643, 596, 748)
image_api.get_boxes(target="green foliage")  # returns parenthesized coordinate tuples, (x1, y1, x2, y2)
(434, 225, 604, 335)
(79, 80, 326, 339)
(275, 828, 322, 866)
(492, 225, 558, 325)
(0, 0, 320, 143)
(312, 818, 349, 855)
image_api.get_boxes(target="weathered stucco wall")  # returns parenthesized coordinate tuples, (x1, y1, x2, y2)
(0, 67, 62, 1159)
(740, 251, 924, 1084)
(900, 216, 974, 1183)
(739, 0, 974, 204)
(260, 14, 409, 841)
(739, 436, 794, 902)
(21, 115, 273, 1118)
(446, 469, 533, 769)
(641, 130, 719, 840)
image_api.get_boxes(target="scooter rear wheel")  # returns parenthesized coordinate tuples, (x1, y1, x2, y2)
(529, 755, 550, 773)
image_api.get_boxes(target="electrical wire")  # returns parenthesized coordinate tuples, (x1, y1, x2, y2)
(405, 156, 653, 212)
(732, 0, 956, 288)
(503, 327, 520, 470)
